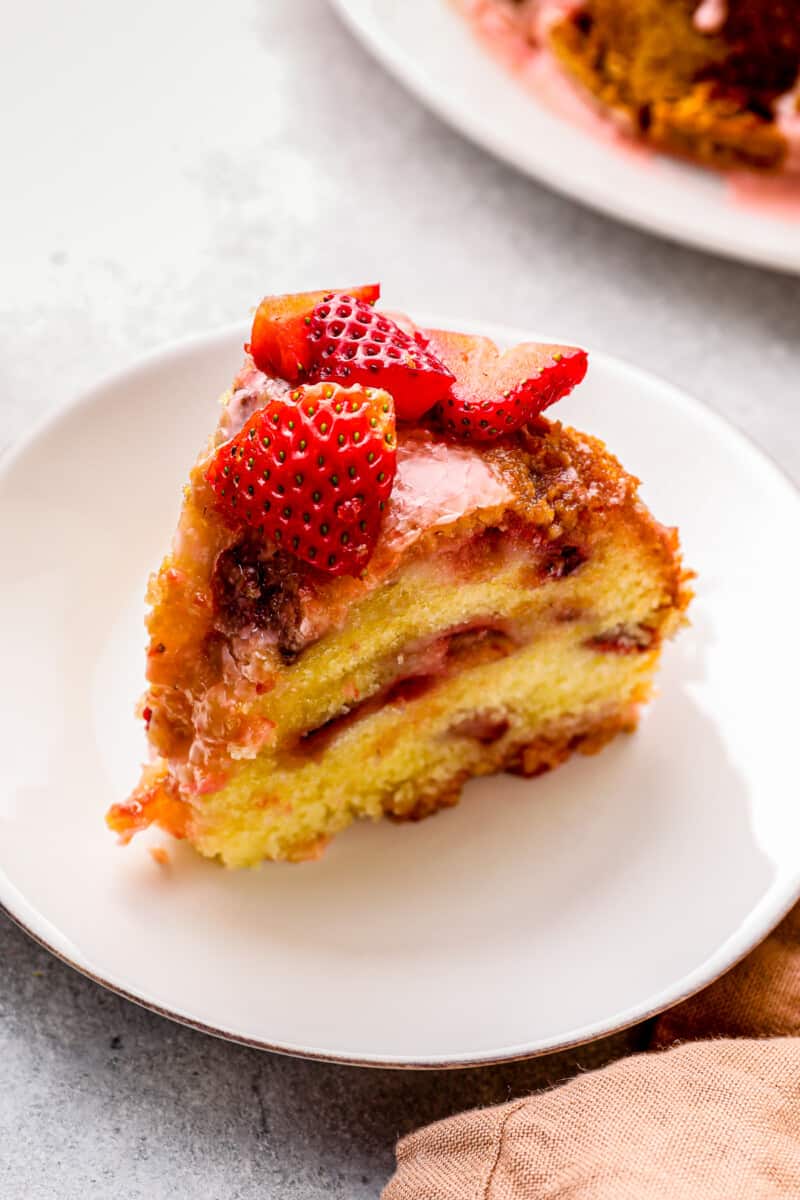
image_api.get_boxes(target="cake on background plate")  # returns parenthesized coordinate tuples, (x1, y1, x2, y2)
(461, 0, 800, 173)
(108, 286, 691, 867)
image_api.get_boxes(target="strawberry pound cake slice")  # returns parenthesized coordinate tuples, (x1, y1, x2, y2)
(108, 285, 691, 867)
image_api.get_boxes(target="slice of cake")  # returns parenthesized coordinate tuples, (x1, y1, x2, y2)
(108, 286, 691, 867)
(460, 1, 800, 173)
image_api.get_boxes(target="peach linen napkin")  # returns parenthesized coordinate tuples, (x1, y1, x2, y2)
(384, 903, 800, 1199)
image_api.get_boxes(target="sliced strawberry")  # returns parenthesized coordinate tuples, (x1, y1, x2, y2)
(250, 284, 380, 380)
(206, 382, 396, 577)
(306, 293, 455, 421)
(426, 330, 588, 442)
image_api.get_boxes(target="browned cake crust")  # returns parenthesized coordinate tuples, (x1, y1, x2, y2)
(385, 701, 639, 823)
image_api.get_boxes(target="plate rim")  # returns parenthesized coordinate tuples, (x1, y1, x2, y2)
(4, 885, 799, 1070)
(2, 317, 800, 1069)
(329, 0, 800, 276)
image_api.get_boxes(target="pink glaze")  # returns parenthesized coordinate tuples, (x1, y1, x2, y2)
(530, 1, 581, 41)
(383, 432, 513, 552)
(714, 80, 800, 214)
(218, 363, 290, 441)
(693, 0, 727, 35)
(727, 171, 800, 218)
(457, 0, 577, 51)
(457, 0, 537, 70)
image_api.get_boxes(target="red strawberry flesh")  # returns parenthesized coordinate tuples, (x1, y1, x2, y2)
(426, 330, 588, 442)
(206, 382, 396, 577)
(306, 293, 455, 422)
(250, 285, 380, 381)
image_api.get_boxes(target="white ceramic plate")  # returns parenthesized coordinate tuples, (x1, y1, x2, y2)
(1, 319, 799, 1068)
(332, 0, 800, 275)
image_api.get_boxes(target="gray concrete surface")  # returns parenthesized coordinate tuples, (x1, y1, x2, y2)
(1, 0, 798, 1196)
(1, 918, 647, 1198)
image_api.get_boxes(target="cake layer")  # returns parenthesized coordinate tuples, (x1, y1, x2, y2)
(214, 505, 675, 751)
(176, 490, 681, 864)
(193, 627, 656, 866)
(111, 490, 686, 864)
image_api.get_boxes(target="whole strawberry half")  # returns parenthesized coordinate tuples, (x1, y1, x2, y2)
(206, 382, 396, 577)
(306, 293, 455, 421)
(250, 284, 381, 381)
(425, 330, 588, 442)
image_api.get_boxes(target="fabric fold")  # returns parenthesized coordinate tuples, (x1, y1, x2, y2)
(384, 902, 800, 1200)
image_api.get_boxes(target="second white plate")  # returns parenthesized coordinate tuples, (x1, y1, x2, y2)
(332, 0, 800, 274)
(1, 318, 799, 1066)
